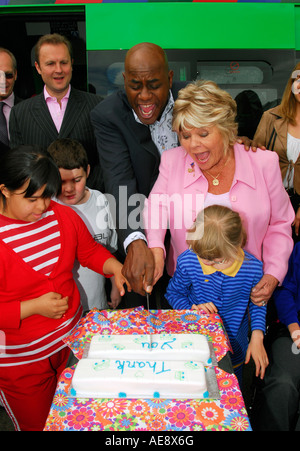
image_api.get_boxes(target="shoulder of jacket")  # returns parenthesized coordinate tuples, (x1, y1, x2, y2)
(12, 93, 41, 110)
(264, 105, 283, 119)
(70, 87, 103, 104)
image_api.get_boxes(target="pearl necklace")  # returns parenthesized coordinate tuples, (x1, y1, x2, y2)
(203, 156, 230, 186)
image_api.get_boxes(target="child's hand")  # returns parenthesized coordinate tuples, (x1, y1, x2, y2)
(21, 292, 69, 320)
(245, 330, 269, 379)
(192, 302, 218, 314)
(288, 323, 300, 348)
(107, 276, 122, 309)
(103, 258, 131, 297)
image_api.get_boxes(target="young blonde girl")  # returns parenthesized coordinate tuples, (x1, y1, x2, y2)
(166, 205, 268, 386)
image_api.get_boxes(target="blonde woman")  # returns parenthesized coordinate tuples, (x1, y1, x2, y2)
(144, 80, 294, 306)
(254, 62, 300, 240)
(165, 205, 268, 385)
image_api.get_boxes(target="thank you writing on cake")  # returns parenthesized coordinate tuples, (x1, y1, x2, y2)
(115, 360, 171, 375)
(141, 337, 176, 350)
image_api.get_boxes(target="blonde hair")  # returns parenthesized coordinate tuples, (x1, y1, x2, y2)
(172, 80, 238, 153)
(187, 205, 247, 262)
(280, 62, 300, 126)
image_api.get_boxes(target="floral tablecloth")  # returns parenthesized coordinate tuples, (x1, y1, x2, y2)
(44, 307, 252, 431)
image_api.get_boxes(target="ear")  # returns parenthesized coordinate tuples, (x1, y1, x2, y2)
(35, 61, 41, 75)
(86, 164, 91, 179)
(0, 184, 10, 199)
(168, 70, 174, 89)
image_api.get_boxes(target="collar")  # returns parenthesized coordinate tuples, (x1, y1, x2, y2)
(1, 92, 14, 108)
(132, 90, 174, 126)
(197, 249, 244, 277)
(44, 84, 71, 102)
(233, 143, 256, 189)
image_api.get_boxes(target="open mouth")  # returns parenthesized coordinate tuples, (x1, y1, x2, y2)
(138, 104, 156, 119)
(194, 152, 210, 164)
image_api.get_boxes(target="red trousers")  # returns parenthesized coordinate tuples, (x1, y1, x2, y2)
(0, 347, 70, 431)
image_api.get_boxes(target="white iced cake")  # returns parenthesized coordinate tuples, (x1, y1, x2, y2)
(87, 333, 212, 366)
(71, 358, 209, 399)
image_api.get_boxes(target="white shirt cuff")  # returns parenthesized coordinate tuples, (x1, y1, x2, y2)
(124, 232, 148, 254)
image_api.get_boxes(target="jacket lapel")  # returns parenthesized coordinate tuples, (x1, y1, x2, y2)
(31, 93, 58, 141)
(121, 91, 161, 161)
(273, 115, 288, 150)
(184, 153, 204, 188)
(59, 88, 83, 138)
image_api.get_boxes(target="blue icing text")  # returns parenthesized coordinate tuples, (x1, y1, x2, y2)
(141, 337, 176, 350)
(115, 360, 171, 375)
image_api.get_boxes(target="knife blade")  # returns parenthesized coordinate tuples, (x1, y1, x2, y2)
(146, 292, 153, 351)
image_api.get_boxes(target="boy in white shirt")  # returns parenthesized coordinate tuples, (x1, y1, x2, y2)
(48, 138, 121, 312)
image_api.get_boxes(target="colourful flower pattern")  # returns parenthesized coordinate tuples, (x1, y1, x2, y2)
(44, 308, 251, 431)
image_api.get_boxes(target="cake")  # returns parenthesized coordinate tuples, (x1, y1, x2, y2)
(87, 333, 212, 366)
(71, 357, 209, 399)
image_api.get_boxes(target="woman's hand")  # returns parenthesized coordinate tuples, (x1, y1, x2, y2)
(21, 292, 69, 320)
(192, 302, 218, 314)
(245, 330, 269, 379)
(150, 247, 165, 286)
(251, 274, 278, 306)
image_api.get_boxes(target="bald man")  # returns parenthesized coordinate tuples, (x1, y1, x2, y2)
(0, 48, 22, 147)
(91, 43, 180, 302)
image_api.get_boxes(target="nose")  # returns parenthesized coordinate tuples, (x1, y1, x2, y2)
(54, 62, 63, 73)
(36, 197, 48, 212)
(139, 85, 152, 101)
(63, 181, 75, 193)
(190, 133, 202, 149)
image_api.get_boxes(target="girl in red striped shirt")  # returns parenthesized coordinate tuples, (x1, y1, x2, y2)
(0, 146, 130, 430)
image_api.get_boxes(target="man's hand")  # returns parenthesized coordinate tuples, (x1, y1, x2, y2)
(237, 136, 266, 152)
(122, 240, 155, 296)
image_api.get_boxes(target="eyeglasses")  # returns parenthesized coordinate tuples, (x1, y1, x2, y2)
(4, 73, 14, 80)
(199, 257, 227, 266)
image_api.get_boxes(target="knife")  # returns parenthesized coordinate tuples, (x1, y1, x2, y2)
(146, 292, 153, 351)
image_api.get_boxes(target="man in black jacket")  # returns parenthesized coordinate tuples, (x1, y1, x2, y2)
(0, 48, 22, 147)
(91, 43, 179, 304)
(9, 34, 103, 190)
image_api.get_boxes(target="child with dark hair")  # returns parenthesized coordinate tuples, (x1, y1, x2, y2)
(0, 146, 129, 430)
(166, 205, 268, 386)
(48, 138, 120, 311)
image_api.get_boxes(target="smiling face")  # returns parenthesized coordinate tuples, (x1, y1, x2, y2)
(0, 182, 51, 222)
(35, 42, 73, 100)
(179, 126, 227, 172)
(0, 51, 17, 100)
(123, 43, 173, 125)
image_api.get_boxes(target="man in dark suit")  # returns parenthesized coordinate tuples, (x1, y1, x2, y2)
(9, 34, 103, 190)
(91, 43, 179, 304)
(0, 48, 22, 147)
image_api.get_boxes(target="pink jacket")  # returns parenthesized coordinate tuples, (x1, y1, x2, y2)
(144, 143, 294, 282)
